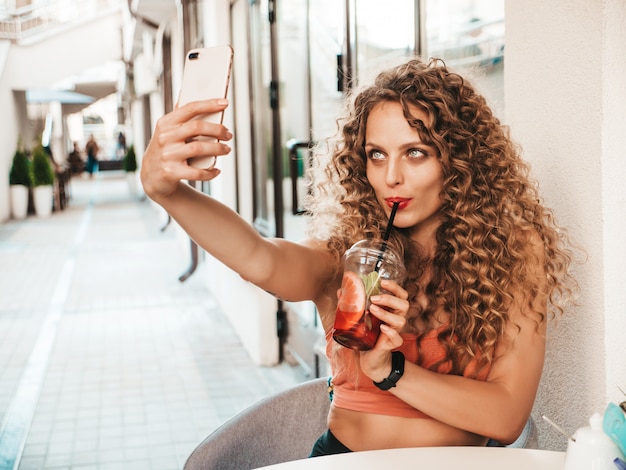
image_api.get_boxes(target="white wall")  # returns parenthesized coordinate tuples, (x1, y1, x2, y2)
(601, 0, 626, 417)
(5, 14, 122, 90)
(506, 0, 626, 451)
(0, 40, 20, 221)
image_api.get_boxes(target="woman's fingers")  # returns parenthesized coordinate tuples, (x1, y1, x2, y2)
(379, 279, 408, 300)
(141, 99, 234, 200)
(171, 98, 229, 124)
(366, 279, 409, 347)
(175, 120, 233, 149)
(369, 302, 406, 330)
(155, 99, 232, 159)
(379, 324, 404, 349)
(355, 280, 409, 378)
(158, 137, 231, 170)
(369, 280, 409, 325)
(156, 116, 232, 160)
(359, 324, 404, 379)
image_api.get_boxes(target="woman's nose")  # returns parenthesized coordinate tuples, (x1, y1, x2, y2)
(385, 159, 403, 186)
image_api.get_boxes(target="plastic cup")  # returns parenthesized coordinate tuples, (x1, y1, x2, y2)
(332, 239, 406, 351)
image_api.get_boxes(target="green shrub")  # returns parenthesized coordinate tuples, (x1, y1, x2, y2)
(31, 145, 55, 186)
(123, 145, 137, 172)
(9, 149, 32, 186)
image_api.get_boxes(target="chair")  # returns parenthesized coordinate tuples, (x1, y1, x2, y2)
(183, 377, 538, 470)
(183, 377, 330, 470)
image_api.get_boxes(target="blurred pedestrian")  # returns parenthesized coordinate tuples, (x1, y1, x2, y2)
(68, 141, 84, 175)
(85, 134, 99, 178)
(116, 131, 127, 159)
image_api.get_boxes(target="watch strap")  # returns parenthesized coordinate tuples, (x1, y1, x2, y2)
(373, 351, 405, 391)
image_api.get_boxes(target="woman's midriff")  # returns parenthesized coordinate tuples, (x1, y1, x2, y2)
(327, 404, 489, 451)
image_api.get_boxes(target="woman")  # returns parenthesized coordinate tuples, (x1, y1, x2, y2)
(140, 58, 576, 455)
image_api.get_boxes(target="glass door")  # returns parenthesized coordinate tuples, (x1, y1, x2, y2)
(308, 0, 346, 146)
(249, 0, 276, 237)
(423, 0, 505, 116)
(275, 0, 322, 377)
(353, 0, 417, 84)
(277, 0, 310, 234)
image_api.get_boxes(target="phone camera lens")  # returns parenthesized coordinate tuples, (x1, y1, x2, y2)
(189, 52, 199, 60)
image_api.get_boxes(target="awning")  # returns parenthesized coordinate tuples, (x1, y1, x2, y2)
(25, 89, 96, 104)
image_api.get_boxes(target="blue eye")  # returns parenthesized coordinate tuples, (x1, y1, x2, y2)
(408, 148, 427, 159)
(368, 150, 385, 161)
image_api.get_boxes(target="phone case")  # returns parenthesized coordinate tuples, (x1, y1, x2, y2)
(178, 45, 234, 169)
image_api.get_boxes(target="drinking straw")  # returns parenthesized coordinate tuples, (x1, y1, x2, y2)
(375, 202, 400, 272)
(383, 202, 400, 242)
(542, 415, 575, 442)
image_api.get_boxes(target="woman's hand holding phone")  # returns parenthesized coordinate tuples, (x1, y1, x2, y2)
(141, 45, 235, 202)
(140, 98, 233, 202)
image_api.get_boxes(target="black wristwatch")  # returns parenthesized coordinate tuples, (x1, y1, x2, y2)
(373, 351, 405, 391)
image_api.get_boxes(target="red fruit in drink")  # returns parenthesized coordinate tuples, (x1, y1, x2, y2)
(333, 271, 380, 350)
(336, 271, 366, 320)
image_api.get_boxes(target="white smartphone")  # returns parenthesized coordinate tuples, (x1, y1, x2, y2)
(178, 45, 234, 169)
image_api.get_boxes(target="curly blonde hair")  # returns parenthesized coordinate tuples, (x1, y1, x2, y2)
(307, 58, 577, 377)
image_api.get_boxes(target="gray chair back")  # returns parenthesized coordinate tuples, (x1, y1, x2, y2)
(184, 377, 330, 470)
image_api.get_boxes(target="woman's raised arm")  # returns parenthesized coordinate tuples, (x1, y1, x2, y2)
(141, 99, 333, 303)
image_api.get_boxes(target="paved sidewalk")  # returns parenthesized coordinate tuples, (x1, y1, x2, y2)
(0, 172, 305, 470)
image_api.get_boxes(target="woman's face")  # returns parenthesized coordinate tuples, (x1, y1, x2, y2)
(365, 100, 444, 245)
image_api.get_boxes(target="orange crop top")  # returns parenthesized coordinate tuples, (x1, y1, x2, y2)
(326, 325, 491, 419)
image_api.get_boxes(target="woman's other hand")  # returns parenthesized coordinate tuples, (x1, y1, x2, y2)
(360, 279, 409, 382)
(140, 99, 233, 202)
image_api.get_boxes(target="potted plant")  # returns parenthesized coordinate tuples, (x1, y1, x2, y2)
(123, 144, 138, 195)
(9, 147, 32, 219)
(31, 145, 55, 217)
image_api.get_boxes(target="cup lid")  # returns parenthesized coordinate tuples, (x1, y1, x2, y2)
(346, 239, 406, 278)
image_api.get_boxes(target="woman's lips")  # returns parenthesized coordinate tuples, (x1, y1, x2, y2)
(385, 198, 411, 210)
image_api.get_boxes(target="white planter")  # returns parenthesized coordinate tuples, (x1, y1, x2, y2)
(126, 171, 137, 196)
(33, 185, 53, 218)
(9, 184, 29, 220)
